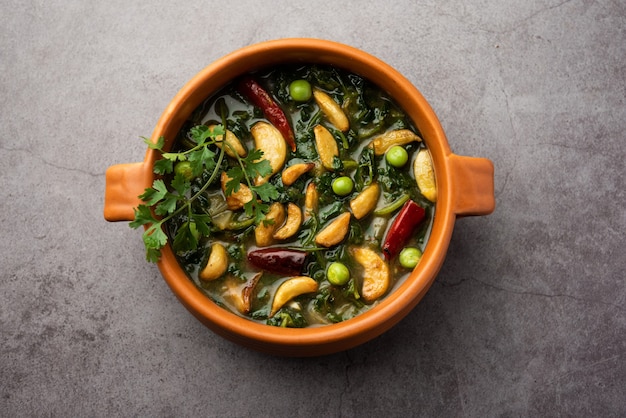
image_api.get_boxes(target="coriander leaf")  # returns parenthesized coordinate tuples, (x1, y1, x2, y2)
(225, 166, 243, 181)
(132, 125, 228, 262)
(189, 124, 223, 145)
(248, 158, 273, 179)
(142, 224, 168, 260)
(171, 173, 190, 196)
(187, 146, 216, 176)
(141, 180, 168, 206)
(138, 179, 168, 206)
(210, 124, 225, 136)
(242, 149, 273, 179)
(172, 222, 198, 253)
(146, 247, 161, 263)
(155, 194, 179, 216)
(189, 151, 204, 177)
(189, 124, 225, 146)
(252, 182, 279, 202)
(141, 223, 168, 262)
(200, 146, 217, 172)
(130, 204, 156, 229)
(224, 167, 244, 195)
(243, 199, 270, 224)
(245, 148, 264, 162)
(189, 125, 209, 145)
(143, 136, 165, 151)
(186, 147, 205, 162)
(224, 179, 241, 196)
(153, 158, 174, 175)
(161, 152, 181, 161)
(138, 187, 157, 203)
(153, 179, 169, 194)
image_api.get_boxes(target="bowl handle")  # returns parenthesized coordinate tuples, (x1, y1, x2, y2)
(448, 154, 495, 217)
(104, 162, 151, 222)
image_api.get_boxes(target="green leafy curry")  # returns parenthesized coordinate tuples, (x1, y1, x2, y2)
(131, 64, 437, 327)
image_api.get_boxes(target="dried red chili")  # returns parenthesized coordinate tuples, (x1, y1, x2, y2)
(237, 76, 296, 152)
(247, 248, 308, 276)
(381, 200, 426, 261)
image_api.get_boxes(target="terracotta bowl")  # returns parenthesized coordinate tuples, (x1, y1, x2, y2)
(104, 38, 495, 356)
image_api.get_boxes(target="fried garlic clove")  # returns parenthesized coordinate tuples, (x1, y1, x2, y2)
(221, 171, 253, 211)
(350, 246, 390, 303)
(273, 203, 303, 240)
(369, 129, 421, 155)
(254, 202, 286, 247)
(414, 148, 437, 202)
(251, 122, 287, 184)
(199, 243, 229, 281)
(313, 89, 350, 132)
(315, 212, 351, 247)
(313, 125, 339, 171)
(281, 162, 315, 186)
(209, 124, 247, 158)
(270, 276, 318, 316)
(349, 183, 381, 220)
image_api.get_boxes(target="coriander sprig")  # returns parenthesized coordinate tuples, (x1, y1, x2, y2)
(130, 125, 278, 262)
(224, 148, 279, 225)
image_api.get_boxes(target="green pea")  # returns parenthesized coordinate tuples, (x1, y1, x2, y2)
(385, 145, 409, 168)
(289, 79, 312, 102)
(327, 262, 350, 286)
(332, 176, 354, 196)
(399, 247, 422, 269)
(174, 161, 195, 181)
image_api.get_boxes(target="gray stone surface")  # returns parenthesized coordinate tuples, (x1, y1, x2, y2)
(1, 0, 624, 416)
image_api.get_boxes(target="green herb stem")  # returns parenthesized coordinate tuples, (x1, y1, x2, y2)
(373, 194, 410, 216)
(189, 146, 226, 204)
(160, 145, 226, 226)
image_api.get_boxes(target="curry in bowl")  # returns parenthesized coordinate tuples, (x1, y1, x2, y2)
(131, 64, 437, 328)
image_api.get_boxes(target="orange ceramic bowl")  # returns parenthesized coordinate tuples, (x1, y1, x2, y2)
(104, 38, 495, 356)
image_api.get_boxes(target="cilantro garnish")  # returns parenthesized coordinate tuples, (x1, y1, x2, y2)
(130, 125, 278, 262)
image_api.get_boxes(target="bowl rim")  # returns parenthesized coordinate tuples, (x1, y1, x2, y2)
(149, 38, 457, 355)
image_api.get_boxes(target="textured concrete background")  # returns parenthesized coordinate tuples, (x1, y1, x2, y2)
(1, 0, 624, 416)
